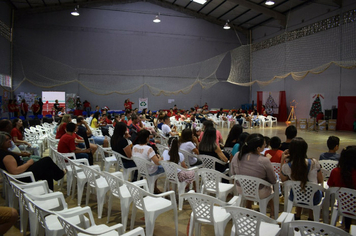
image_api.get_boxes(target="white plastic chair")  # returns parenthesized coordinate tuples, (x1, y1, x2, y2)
(225, 206, 281, 236)
(198, 154, 229, 174)
(156, 143, 169, 156)
(159, 133, 169, 146)
(56, 206, 124, 236)
(331, 187, 356, 227)
(319, 160, 338, 187)
(112, 150, 138, 181)
(266, 116, 277, 127)
(132, 156, 165, 193)
(179, 149, 202, 169)
(198, 168, 234, 201)
(8, 179, 53, 236)
(81, 165, 110, 219)
(125, 180, 178, 236)
(53, 149, 76, 195)
(159, 160, 197, 210)
(96, 145, 115, 171)
(24, 192, 89, 236)
(283, 220, 350, 236)
(182, 192, 241, 236)
(232, 175, 279, 219)
(101, 171, 147, 232)
(285, 180, 325, 222)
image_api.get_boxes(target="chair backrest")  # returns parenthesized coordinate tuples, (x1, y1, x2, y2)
(179, 149, 197, 168)
(81, 165, 100, 188)
(271, 163, 281, 178)
(181, 192, 226, 225)
(101, 171, 125, 198)
(132, 156, 153, 177)
(159, 160, 180, 183)
(319, 160, 338, 172)
(225, 206, 277, 236)
(198, 154, 218, 169)
(198, 168, 229, 194)
(285, 220, 350, 236)
(224, 147, 233, 156)
(125, 181, 147, 211)
(159, 134, 168, 146)
(156, 144, 169, 156)
(287, 181, 324, 207)
(112, 150, 125, 170)
(233, 175, 272, 201)
(335, 187, 356, 220)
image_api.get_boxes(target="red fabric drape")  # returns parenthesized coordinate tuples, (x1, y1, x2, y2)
(257, 91, 263, 114)
(278, 91, 288, 122)
(337, 96, 356, 131)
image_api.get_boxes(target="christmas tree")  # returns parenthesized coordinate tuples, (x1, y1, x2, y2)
(265, 93, 278, 115)
(309, 95, 322, 117)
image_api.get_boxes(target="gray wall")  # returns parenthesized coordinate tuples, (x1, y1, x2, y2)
(250, 0, 356, 118)
(12, 2, 250, 111)
(0, 1, 11, 76)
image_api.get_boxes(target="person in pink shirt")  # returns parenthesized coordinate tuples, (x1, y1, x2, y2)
(199, 120, 224, 148)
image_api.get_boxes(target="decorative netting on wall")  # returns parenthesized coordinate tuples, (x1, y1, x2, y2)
(13, 46, 227, 96)
(228, 9, 356, 87)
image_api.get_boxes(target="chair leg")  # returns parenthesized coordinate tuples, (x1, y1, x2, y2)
(259, 200, 268, 215)
(173, 207, 178, 236)
(145, 213, 156, 236)
(107, 194, 113, 223)
(188, 214, 194, 236)
(313, 208, 321, 222)
(121, 198, 131, 232)
(130, 206, 137, 230)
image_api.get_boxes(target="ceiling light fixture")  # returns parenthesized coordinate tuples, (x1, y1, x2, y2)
(71, 5, 80, 16)
(265, 0, 275, 6)
(223, 20, 231, 30)
(192, 0, 207, 5)
(153, 13, 161, 23)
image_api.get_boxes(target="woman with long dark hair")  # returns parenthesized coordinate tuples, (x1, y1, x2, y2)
(199, 127, 229, 173)
(230, 133, 276, 217)
(179, 128, 201, 167)
(327, 146, 356, 232)
(231, 132, 250, 157)
(163, 137, 195, 184)
(281, 137, 323, 220)
(111, 122, 137, 181)
(224, 124, 243, 148)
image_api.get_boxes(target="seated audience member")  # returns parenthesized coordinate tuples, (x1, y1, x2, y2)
(261, 136, 270, 155)
(265, 136, 283, 163)
(31, 100, 41, 117)
(230, 133, 276, 217)
(280, 137, 323, 221)
(192, 127, 201, 142)
(202, 102, 208, 111)
(279, 125, 297, 151)
(231, 132, 250, 157)
(11, 118, 40, 156)
(161, 115, 178, 137)
(57, 107, 66, 117)
(0, 206, 18, 235)
(199, 127, 229, 173)
(0, 119, 41, 162)
(163, 137, 195, 184)
(327, 146, 356, 233)
(319, 136, 340, 161)
(224, 124, 243, 148)
(55, 114, 72, 139)
(57, 122, 91, 162)
(111, 122, 137, 181)
(0, 132, 65, 190)
(132, 130, 164, 193)
(195, 109, 206, 123)
(199, 120, 224, 148)
(128, 113, 142, 143)
(179, 128, 201, 167)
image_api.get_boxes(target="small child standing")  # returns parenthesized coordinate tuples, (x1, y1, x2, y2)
(265, 136, 283, 163)
(319, 136, 340, 161)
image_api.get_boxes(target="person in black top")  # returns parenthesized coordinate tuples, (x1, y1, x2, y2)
(38, 98, 43, 116)
(224, 124, 243, 148)
(111, 122, 137, 181)
(279, 125, 297, 151)
(76, 116, 98, 165)
(0, 132, 64, 190)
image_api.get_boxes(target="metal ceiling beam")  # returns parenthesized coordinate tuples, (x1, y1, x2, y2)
(227, 0, 286, 28)
(4, 0, 17, 9)
(148, 0, 249, 35)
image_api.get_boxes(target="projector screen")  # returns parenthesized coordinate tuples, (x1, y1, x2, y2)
(42, 91, 65, 115)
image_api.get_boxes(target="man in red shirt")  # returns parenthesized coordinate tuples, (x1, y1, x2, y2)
(31, 100, 41, 116)
(124, 99, 134, 110)
(57, 122, 91, 162)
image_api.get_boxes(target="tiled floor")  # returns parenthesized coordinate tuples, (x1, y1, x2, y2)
(2, 122, 356, 235)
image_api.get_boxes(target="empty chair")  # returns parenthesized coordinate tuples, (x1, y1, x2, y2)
(285, 180, 325, 222)
(125, 180, 178, 236)
(225, 206, 281, 236)
(232, 175, 279, 219)
(132, 156, 165, 193)
(182, 192, 241, 236)
(96, 145, 115, 171)
(283, 220, 350, 236)
(198, 168, 234, 201)
(56, 206, 124, 236)
(81, 165, 110, 219)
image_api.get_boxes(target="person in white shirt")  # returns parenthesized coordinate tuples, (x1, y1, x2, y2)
(161, 115, 178, 137)
(178, 128, 202, 167)
(162, 137, 195, 184)
(132, 129, 164, 193)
